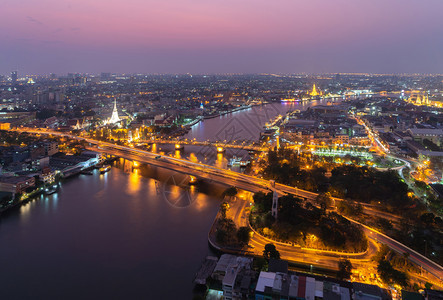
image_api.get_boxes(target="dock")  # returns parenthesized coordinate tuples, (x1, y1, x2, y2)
(194, 256, 218, 285)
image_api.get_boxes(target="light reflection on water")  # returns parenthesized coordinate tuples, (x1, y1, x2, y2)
(126, 171, 142, 196)
(215, 152, 226, 168)
(0, 166, 221, 299)
(188, 152, 198, 163)
(0, 101, 345, 299)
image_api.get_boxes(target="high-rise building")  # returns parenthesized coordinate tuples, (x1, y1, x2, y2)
(101, 72, 111, 80)
(11, 71, 18, 84)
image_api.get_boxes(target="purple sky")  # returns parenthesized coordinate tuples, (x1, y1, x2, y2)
(1, 0, 443, 75)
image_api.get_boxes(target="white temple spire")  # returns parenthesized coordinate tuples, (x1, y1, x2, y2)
(109, 98, 120, 123)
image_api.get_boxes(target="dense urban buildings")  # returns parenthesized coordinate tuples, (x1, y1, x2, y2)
(2, 0, 443, 297)
(0, 72, 442, 299)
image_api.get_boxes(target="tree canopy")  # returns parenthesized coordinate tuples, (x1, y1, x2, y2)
(263, 243, 280, 260)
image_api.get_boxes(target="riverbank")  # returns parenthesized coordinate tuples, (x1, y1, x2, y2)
(0, 187, 45, 215)
(202, 104, 255, 120)
(182, 103, 265, 132)
(0, 156, 116, 216)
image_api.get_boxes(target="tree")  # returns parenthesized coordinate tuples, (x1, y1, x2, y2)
(220, 202, 229, 219)
(372, 244, 389, 263)
(254, 257, 268, 272)
(263, 243, 280, 260)
(237, 226, 251, 245)
(216, 229, 228, 244)
(337, 259, 353, 280)
(402, 252, 410, 267)
(223, 187, 238, 198)
(316, 192, 333, 210)
(420, 213, 435, 226)
(253, 191, 273, 213)
(216, 218, 236, 245)
(377, 260, 408, 287)
(425, 282, 433, 289)
(377, 217, 393, 231)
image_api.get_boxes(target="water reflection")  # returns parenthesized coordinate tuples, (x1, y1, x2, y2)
(123, 159, 133, 173)
(51, 193, 58, 210)
(215, 152, 225, 168)
(188, 153, 198, 163)
(193, 192, 210, 212)
(19, 200, 33, 220)
(0, 147, 222, 299)
(100, 169, 109, 185)
(126, 172, 141, 196)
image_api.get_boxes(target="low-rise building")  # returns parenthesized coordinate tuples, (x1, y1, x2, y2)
(212, 254, 255, 300)
(0, 175, 35, 195)
(407, 128, 443, 147)
(254, 271, 364, 300)
(39, 167, 57, 185)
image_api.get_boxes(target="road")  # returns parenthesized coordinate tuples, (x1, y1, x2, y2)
(352, 219, 443, 281)
(227, 194, 378, 270)
(13, 128, 443, 280)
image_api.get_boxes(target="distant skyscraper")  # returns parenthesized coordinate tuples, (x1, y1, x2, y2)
(101, 72, 111, 80)
(11, 71, 17, 84)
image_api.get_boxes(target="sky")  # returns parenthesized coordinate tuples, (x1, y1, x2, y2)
(1, 0, 443, 75)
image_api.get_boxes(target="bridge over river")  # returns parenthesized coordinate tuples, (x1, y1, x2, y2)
(12, 127, 443, 281)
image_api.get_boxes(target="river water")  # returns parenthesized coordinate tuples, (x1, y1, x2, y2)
(0, 167, 221, 299)
(0, 100, 334, 299)
(186, 100, 330, 141)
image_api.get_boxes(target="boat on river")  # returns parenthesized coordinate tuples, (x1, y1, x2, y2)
(227, 156, 242, 167)
(44, 184, 59, 195)
(99, 165, 111, 174)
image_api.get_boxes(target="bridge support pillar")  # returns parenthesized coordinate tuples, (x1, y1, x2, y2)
(272, 190, 278, 219)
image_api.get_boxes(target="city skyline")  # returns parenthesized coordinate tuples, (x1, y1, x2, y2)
(2, 0, 443, 74)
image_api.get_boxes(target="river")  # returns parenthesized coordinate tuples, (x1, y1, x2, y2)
(0, 100, 336, 299)
(0, 166, 221, 299)
(186, 99, 333, 141)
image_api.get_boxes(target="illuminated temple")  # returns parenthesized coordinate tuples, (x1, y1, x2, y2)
(407, 91, 430, 106)
(309, 84, 322, 97)
(108, 99, 120, 124)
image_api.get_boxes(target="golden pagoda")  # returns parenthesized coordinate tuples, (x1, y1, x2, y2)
(408, 91, 430, 106)
(309, 84, 322, 97)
